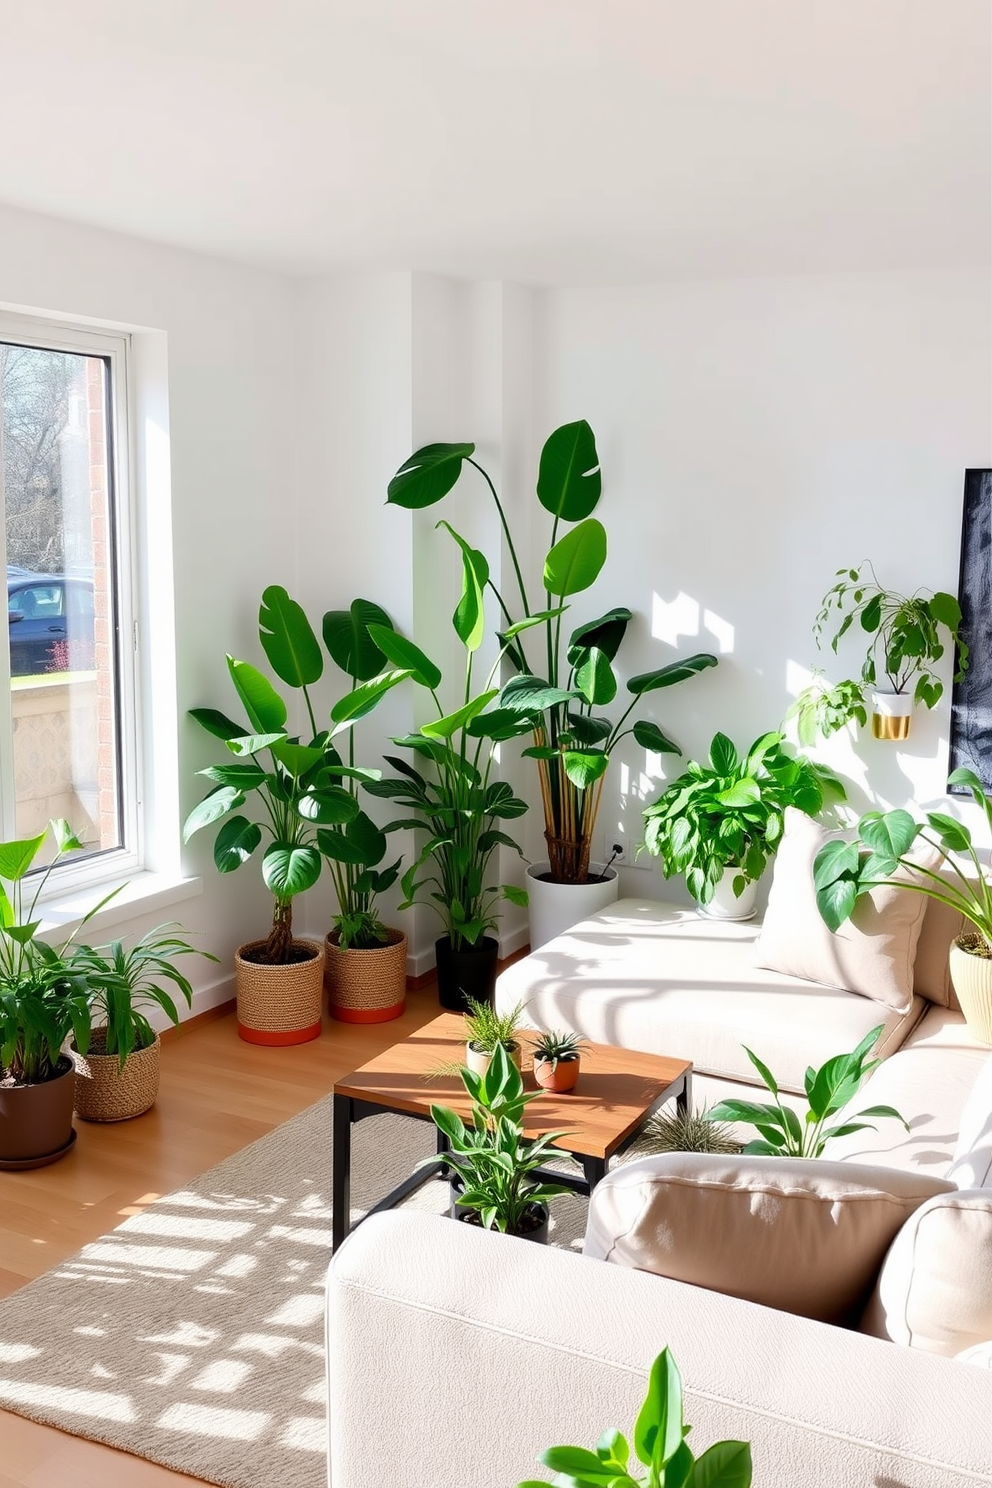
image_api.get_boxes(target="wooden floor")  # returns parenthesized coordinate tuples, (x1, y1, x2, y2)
(0, 985, 441, 1488)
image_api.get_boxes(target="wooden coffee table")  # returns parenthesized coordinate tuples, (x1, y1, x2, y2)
(332, 1012, 692, 1251)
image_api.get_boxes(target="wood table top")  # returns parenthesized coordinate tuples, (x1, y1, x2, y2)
(334, 1012, 692, 1161)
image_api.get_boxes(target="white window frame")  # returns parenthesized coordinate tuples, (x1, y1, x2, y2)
(0, 311, 142, 896)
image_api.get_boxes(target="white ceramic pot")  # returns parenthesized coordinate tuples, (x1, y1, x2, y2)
(697, 867, 758, 922)
(949, 936, 992, 1045)
(525, 861, 620, 951)
(871, 691, 913, 741)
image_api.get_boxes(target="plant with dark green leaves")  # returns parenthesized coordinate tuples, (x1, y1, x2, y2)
(184, 587, 411, 964)
(813, 766, 992, 951)
(642, 731, 845, 908)
(386, 423, 718, 885)
(70, 924, 216, 1068)
(808, 562, 967, 733)
(706, 1026, 907, 1158)
(517, 1346, 752, 1488)
(0, 820, 118, 1085)
(530, 1027, 588, 1070)
(362, 526, 534, 951)
(430, 1043, 572, 1235)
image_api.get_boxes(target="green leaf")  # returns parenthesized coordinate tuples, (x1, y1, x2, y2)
(270, 741, 323, 777)
(258, 585, 323, 687)
(575, 646, 617, 706)
(227, 657, 287, 734)
(861, 593, 882, 632)
(226, 730, 286, 758)
(330, 670, 412, 733)
(812, 838, 860, 890)
(500, 675, 577, 713)
(322, 599, 392, 681)
(633, 1347, 684, 1470)
(859, 809, 919, 860)
(438, 520, 490, 652)
(816, 877, 859, 931)
(421, 689, 499, 740)
(715, 779, 760, 809)
(467, 708, 537, 742)
(297, 786, 361, 825)
(691, 1440, 753, 1487)
(627, 653, 718, 695)
(543, 518, 607, 597)
(198, 762, 267, 791)
(213, 815, 262, 872)
(709, 733, 738, 774)
(366, 624, 442, 690)
(632, 719, 681, 756)
(743, 1045, 779, 1095)
(536, 419, 602, 521)
(924, 811, 971, 854)
(567, 607, 632, 667)
(387, 442, 475, 508)
(0, 831, 48, 884)
(501, 884, 529, 906)
(261, 843, 322, 899)
(929, 591, 962, 630)
(188, 706, 246, 742)
(563, 750, 609, 790)
(183, 786, 245, 842)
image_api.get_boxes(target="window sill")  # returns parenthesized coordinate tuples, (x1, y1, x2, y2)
(39, 871, 204, 942)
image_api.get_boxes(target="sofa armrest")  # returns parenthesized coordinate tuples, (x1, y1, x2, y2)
(326, 1211, 992, 1488)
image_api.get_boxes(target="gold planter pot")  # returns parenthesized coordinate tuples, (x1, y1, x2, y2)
(73, 1032, 161, 1122)
(949, 936, 992, 1045)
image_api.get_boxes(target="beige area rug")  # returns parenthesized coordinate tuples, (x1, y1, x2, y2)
(0, 1097, 596, 1488)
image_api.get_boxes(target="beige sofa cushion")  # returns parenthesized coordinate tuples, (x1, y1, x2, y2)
(948, 1051, 992, 1188)
(955, 1341, 992, 1368)
(496, 899, 921, 1093)
(583, 1152, 952, 1324)
(754, 808, 936, 1015)
(862, 1190, 992, 1356)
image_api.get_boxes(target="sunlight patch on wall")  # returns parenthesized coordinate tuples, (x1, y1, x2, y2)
(703, 608, 734, 655)
(652, 591, 699, 646)
(786, 660, 816, 697)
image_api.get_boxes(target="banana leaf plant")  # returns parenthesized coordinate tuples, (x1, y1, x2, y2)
(362, 525, 533, 951)
(184, 586, 411, 964)
(387, 421, 718, 884)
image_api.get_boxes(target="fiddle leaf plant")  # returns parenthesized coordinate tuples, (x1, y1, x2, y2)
(517, 1346, 752, 1487)
(387, 422, 718, 885)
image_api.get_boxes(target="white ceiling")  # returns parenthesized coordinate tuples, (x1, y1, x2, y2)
(1, 0, 989, 285)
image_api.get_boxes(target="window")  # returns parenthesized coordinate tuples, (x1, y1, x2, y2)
(0, 316, 138, 880)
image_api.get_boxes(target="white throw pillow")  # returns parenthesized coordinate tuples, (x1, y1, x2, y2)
(754, 808, 936, 1015)
(862, 1189, 992, 1356)
(583, 1151, 952, 1324)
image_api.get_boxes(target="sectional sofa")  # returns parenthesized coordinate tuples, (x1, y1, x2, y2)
(327, 822, 992, 1487)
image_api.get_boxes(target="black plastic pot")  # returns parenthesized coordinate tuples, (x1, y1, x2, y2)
(453, 1198, 550, 1245)
(434, 935, 499, 1012)
(0, 1056, 76, 1169)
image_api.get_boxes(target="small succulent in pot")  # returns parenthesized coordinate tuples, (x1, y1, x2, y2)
(462, 996, 527, 1077)
(531, 1028, 588, 1092)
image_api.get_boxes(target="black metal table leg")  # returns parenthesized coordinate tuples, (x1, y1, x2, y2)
(678, 1071, 692, 1117)
(582, 1155, 607, 1190)
(332, 1092, 352, 1254)
(436, 1127, 450, 1178)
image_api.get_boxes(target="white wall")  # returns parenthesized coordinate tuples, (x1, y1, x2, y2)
(0, 201, 300, 1013)
(542, 268, 992, 903)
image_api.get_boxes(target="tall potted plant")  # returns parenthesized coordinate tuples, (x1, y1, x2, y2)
(0, 820, 109, 1167)
(363, 526, 531, 1009)
(185, 586, 410, 1043)
(642, 730, 845, 919)
(386, 422, 717, 948)
(802, 562, 967, 741)
(813, 766, 992, 1044)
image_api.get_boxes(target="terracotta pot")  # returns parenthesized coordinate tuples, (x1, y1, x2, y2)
(465, 1040, 522, 1079)
(533, 1053, 581, 1093)
(0, 1056, 76, 1168)
(949, 936, 992, 1045)
(325, 927, 407, 1024)
(235, 938, 324, 1045)
(72, 1032, 161, 1122)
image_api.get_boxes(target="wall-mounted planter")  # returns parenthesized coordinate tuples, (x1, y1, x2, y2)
(871, 691, 913, 741)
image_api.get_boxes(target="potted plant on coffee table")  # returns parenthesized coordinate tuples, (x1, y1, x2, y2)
(642, 730, 846, 919)
(69, 924, 215, 1121)
(461, 996, 528, 1077)
(531, 1028, 588, 1093)
(808, 562, 967, 741)
(813, 767, 992, 1044)
(430, 1044, 573, 1243)
(386, 422, 718, 949)
(0, 819, 110, 1168)
(185, 586, 411, 1044)
(362, 529, 532, 1010)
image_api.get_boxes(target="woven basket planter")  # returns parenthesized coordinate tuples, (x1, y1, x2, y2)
(325, 927, 407, 1024)
(949, 936, 992, 1045)
(235, 938, 324, 1046)
(72, 1032, 161, 1122)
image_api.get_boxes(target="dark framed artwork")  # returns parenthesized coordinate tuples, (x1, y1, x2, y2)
(949, 468, 992, 790)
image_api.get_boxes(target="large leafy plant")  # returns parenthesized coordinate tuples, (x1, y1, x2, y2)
(517, 1346, 752, 1488)
(362, 526, 533, 951)
(642, 731, 845, 907)
(184, 587, 410, 963)
(813, 766, 992, 948)
(386, 422, 717, 884)
(0, 820, 116, 1084)
(430, 1043, 572, 1236)
(797, 562, 967, 738)
(706, 1026, 906, 1158)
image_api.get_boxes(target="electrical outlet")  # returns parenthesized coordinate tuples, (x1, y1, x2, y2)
(600, 833, 652, 871)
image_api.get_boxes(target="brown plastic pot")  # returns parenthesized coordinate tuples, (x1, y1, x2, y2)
(533, 1053, 581, 1093)
(0, 1056, 76, 1168)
